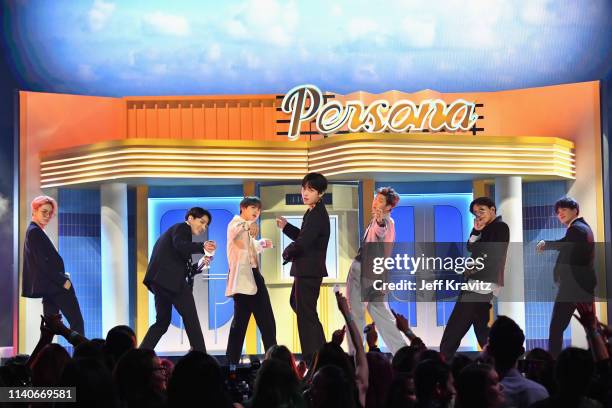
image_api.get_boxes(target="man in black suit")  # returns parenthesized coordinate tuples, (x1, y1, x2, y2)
(440, 197, 510, 360)
(536, 197, 596, 357)
(140, 207, 216, 352)
(22, 196, 85, 336)
(276, 173, 330, 361)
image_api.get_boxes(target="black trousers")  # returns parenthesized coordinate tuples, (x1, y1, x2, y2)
(290, 277, 326, 361)
(440, 291, 493, 360)
(548, 300, 577, 358)
(42, 285, 85, 336)
(226, 268, 277, 364)
(140, 283, 206, 352)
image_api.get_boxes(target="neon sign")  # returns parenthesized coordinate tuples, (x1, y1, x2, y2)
(281, 84, 479, 141)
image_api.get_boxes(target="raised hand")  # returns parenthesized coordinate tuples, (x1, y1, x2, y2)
(331, 326, 346, 346)
(248, 222, 259, 238)
(335, 291, 351, 317)
(535, 240, 546, 253)
(574, 302, 597, 331)
(42, 313, 70, 337)
(276, 216, 288, 229)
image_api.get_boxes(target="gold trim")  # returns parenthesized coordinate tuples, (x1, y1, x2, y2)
(39, 135, 576, 188)
(135, 186, 149, 343)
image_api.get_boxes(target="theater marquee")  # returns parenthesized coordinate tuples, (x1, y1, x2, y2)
(281, 84, 480, 140)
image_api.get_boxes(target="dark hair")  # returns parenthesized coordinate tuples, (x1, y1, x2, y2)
(58, 358, 119, 408)
(309, 364, 357, 408)
(30, 344, 71, 387)
(455, 363, 497, 408)
(554, 197, 579, 215)
(414, 359, 452, 403)
(250, 359, 305, 408)
(487, 316, 525, 371)
(524, 348, 556, 395)
(555, 347, 594, 396)
(105, 325, 137, 367)
(240, 196, 262, 211)
(185, 207, 212, 224)
(167, 351, 233, 408)
(392, 345, 421, 374)
(113, 349, 164, 407)
(301, 172, 328, 194)
(470, 197, 496, 215)
(264, 344, 301, 381)
(365, 352, 394, 408)
(376, 187, 400, 208)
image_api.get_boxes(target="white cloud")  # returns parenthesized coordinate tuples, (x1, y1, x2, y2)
(401, 15, 436, 48)
(226, 0, 299, 47)
(88, 0, 115, 31)
(521, 0, 556, 24)
(0, 194, 8, 221)
(227, 19, 248, 38)
(242, 50, 261, 69)
(150, 64, 168, 75)
(77, 64, 97, 81)
(347, 18, 380, 39)
(143, 11, 190, 36)
(353, 63, 379, 83)
(331, 5, 342, 17)
(207, 43, 221, 61)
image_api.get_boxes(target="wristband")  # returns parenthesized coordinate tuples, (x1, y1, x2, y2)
(345, 315, 354, 324)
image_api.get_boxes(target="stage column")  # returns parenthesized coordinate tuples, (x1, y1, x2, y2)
(101, 183, 130, 336)
(494, 176, 526, 331)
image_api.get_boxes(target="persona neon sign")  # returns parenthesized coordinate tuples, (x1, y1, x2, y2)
(281, 84, 479, 141)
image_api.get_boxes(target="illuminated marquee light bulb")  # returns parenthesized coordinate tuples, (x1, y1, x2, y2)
(281, 84, 480, 140)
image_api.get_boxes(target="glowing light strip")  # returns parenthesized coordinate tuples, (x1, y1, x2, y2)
(309, 154, 574, 169)
(41, 167, 306, 183)
(41, 147, 308, 165)
(308, 143, 574, 158)
(307, 150, 574, 164)
(309, 161, 576, 174)
(40, 173, 300, 188)
(41, 160, 308, 176)
(41, 154, 308, 171)
(320, 167, 575, 178)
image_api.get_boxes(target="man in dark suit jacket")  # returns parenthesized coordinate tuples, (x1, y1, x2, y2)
(22, 196, 85, 336)
(536, 197, 596, 357)
(440, 196, 510, 360)
(276, 173, 330, 361)
(140, 207, 216, 352)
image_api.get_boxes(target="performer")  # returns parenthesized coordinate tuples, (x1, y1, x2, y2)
(440, 197, 509, 360)
(536, 197, 596, 358)
(22, 195, 85, 335)
(140, 207, 216, 352)
(276, 172, 330, 362)
(225, 196, 277, 364)
(346, 187, 408, 354)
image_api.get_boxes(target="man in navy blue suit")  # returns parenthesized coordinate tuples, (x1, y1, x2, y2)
(536, 197, 596, 357)
(141, 207, 216, 352)
(276, 173, 330, 362)
(22, 195, 85, 335)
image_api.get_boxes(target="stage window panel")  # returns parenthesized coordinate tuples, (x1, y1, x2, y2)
(522, 181, 571, 349)
(280, 215, 339, 280)
(58, 188, 103, 342)
(388, 205, 417, 327)
(434, 205, 465, 327)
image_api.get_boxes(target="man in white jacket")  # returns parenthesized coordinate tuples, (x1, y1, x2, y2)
(225, 196, 277, 364)
(347, 187, 408, 354)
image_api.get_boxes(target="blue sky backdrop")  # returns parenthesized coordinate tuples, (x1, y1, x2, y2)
(2, 0, 611, 96)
